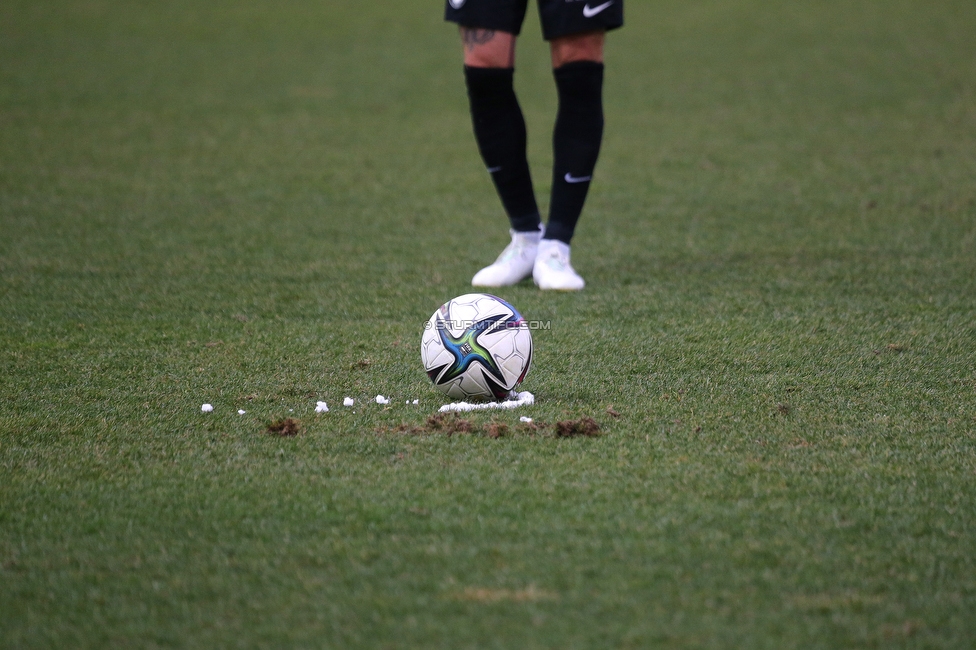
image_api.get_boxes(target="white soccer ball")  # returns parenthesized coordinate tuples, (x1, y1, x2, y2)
(421, 293, 533, 401)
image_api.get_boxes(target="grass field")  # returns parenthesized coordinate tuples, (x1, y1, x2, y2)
(2, 0, 976, 647)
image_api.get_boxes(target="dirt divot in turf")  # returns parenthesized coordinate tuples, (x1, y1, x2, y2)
(555, 417, 602, 438)
(377, 414, 604, 438)
(266, 418, 301, 437)
(382, 413, 475, 436)
(485, 421, 509, 439)
(378, 414, 508, 437)
(425, 413, 474, 435)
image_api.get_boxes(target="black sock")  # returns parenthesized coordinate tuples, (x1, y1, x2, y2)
(545, 61, 605, 245)
(464, 66, 541, 232)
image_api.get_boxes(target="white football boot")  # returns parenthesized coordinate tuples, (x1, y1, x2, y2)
(533, 238, 585, 291)
(471, 226, 543, 287)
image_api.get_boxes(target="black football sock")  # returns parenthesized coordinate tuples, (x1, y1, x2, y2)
(544, 60, 605, 245)
(464, 66, 542, 233)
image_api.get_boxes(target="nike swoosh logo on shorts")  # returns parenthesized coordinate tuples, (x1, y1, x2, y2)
(583, 1, 614, 18)
(564, 172, 592, 184)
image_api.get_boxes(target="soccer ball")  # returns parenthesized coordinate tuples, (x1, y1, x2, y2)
(421, 293, 533, 401)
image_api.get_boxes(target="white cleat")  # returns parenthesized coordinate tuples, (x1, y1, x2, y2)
(533, 239, 585, 291)
(471, 226, 543, 287)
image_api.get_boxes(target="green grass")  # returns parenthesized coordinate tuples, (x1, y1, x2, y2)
(2, 0, 976, 647)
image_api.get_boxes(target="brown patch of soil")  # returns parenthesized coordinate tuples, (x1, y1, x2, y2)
(485, 422, 509, 439)
(378, 414, 607, 439)
(555, 417, 601, 438)
(425, 413, 474, 435)
(266, 418, 301, 436)
(380, 413, 475, 436)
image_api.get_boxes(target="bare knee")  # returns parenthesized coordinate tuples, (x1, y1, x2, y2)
(550, 31, 605, 68)
(460, 28, 517, 68)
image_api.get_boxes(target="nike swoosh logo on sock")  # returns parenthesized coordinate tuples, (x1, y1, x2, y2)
(564, 172, 592, 184)
(583, 1, 614, 18)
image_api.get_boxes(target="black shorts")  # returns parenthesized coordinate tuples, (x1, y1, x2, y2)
(445, 0, 624, 41)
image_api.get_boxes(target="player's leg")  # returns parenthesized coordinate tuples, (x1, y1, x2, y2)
(533, 0, 623, 290)
(460, 27, 517, 68)
(460, 27, 538, 238)
(446, 0, 542, 287)
(533, 30, 604, 290)
(463, 30, 544, 287)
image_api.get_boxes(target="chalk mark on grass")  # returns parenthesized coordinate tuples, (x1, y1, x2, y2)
(453, 584, 557, 603)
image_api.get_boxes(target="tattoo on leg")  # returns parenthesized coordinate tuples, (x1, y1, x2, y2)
(462, 28, 496, 51)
